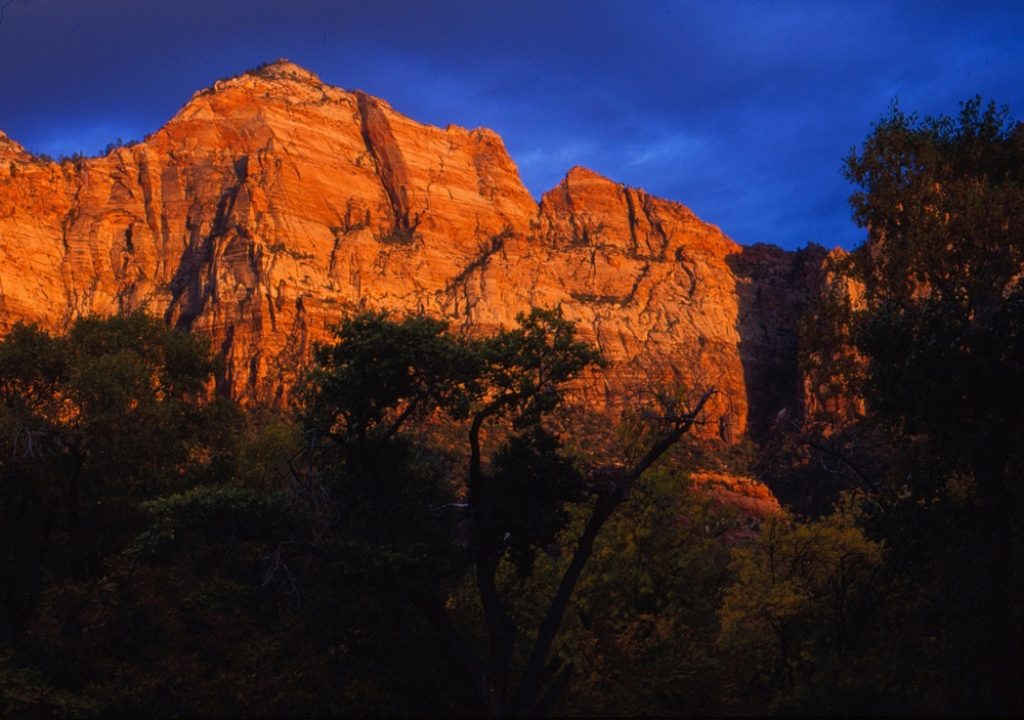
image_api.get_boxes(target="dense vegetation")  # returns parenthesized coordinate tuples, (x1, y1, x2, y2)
(1, 99, 1022, 717)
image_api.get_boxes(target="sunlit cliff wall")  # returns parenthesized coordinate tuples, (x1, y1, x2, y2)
(0, 61, 828, 439)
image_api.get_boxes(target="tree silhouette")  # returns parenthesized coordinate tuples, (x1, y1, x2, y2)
(296, 308, 715, 716)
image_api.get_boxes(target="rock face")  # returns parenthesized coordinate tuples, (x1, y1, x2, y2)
(690, 470, 783, 538)
(0, 60, 827, 439)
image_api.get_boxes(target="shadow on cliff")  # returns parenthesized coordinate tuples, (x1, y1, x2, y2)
(163, 162, 251, 333)
(725, 243, 828, 441)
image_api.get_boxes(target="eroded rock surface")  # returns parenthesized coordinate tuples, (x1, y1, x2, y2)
(0, 60, 827, 438)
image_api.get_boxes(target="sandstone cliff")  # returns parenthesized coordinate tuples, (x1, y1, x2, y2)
(0, 60, 826, 439)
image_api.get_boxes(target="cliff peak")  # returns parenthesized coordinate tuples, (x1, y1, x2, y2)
(182, 58, 330, 110)
(0, 130, 28, 160)
(244, 58, 323, 84)
(0, 61, 829, 448)
(563, 165, 617, 185)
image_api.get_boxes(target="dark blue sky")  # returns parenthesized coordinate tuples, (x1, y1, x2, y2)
(1, 1, 1022, 250)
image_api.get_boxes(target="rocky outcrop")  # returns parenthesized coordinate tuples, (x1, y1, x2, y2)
(0, 60, 828, 438)
(690, 470, 783, 538)
(727, 243, 831, 436)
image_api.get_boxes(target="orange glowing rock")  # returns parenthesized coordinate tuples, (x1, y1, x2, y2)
(0, 60, 831, 441)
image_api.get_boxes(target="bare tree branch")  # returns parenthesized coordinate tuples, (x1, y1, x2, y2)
(511, 386, 716, 715)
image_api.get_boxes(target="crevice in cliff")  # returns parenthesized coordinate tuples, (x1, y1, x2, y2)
(56, 169, 89, 321)
(134, 151, 162, 262)
(621, 263, 650, 307)
(165, 179, 246, 330)
(623, 186, 640, 256)
(561, 173, 583, 246)
(328, 229, 343, 277)
(59, 213, 73, 255)
(442, 225, 512, 318)
(355, 92, 419, 244)
(725, 245, 828, 440)
(122, 224, 134, 254)
(674, 247, 699, 302)
(641, 194, 670, 261)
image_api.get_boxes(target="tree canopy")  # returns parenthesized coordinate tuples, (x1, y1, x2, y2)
(292, 307, 715, 716)
(795, 96, 1024, 714)
(844, 97, 1024, 509)
(4, 96, 1024, 717)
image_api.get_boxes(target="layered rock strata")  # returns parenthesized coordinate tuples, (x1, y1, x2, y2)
(0, 60, 826, 439)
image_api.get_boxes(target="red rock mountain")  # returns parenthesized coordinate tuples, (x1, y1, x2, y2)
(0, 60, 827, 439)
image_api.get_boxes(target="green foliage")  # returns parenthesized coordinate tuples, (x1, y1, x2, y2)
(718, 496, 887, 715)
(127, 484, 285, 560)
(489, 427, 582, 576)
(9, 131, 1024, 717)
(790, 98, 1024, 515)
(298, 307, 617, 714)
(303, 310, 480, 440)
(844, 97, 1024, 501)
(232, 411, 303, 489)
(1, 308, 741, 717)
(300, 306, 601, 579)
(0, 314, 308, 716)
(777, 96, 1024, 715)
(547, 470, 738, 716)
(0, 314, 234, 621)
(480, 307, 604, 424)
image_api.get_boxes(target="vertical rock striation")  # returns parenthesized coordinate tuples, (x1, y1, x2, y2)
(0, 60, 829, 438)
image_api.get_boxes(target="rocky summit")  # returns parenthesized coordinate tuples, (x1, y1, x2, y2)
(0, 60, 829, 439)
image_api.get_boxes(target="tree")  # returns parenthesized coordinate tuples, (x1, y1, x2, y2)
(843, 97, 1024, 511)
(535, 468, 737, 716)
(0, 313, 234, 628)
(835, 97, 1024, 713)
(0, 314, 304, 716)
(718, 497, 886, 715)
(296, 308, 715, 716)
